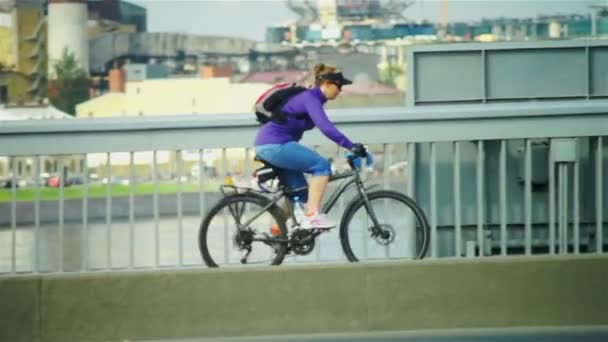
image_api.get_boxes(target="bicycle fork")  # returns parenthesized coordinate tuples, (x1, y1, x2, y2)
(356, 178, 389, 239)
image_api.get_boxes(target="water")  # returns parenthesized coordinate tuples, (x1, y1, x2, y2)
(0, 197, 423, 273)
(0, 215, 349, 273)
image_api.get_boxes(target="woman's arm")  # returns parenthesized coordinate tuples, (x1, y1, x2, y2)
(304, 98, 354, 150)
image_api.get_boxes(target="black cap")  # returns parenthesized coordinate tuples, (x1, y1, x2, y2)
(317, 72, 352, 87)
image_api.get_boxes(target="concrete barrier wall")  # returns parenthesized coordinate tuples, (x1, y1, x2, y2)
(1, 255, 607, 341)
(0, 276, 40, 342)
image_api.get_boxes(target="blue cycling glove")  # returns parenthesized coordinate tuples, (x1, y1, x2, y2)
(345, 152, 374, 170)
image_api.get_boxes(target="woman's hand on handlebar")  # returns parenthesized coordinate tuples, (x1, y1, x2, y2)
(345, 150, 374, 171)
(351, 143, 368, 157)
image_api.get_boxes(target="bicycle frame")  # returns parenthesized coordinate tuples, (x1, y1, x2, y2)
(223, 156, 382, 238)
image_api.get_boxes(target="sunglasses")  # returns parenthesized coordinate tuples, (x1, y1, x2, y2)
(331, 81, 343, 91)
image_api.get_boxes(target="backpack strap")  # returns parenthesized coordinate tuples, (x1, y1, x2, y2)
(272, 85, 308, 123)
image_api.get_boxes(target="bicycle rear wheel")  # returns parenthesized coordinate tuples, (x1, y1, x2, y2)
(339, 190, 430, 262)
(199, 193, 288, 267)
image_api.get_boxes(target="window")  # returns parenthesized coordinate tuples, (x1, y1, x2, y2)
(0, 85, 8, 103)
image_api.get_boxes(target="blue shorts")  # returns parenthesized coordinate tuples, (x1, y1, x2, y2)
(255, 142, 331, 201)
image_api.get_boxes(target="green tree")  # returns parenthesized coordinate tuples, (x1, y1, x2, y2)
(378, 62, 404, 88)
(48, 48, 89, 116)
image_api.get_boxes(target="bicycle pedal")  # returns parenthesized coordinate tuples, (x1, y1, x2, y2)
(313, 227, 333, 233)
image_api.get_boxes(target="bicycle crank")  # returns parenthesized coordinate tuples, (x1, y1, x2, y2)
(290, 229, 318, 255)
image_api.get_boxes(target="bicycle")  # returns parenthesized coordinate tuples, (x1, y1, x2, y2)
(198, 153, 430, 267)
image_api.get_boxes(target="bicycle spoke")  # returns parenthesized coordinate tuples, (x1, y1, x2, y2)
(238, 201, 247, 222)
(227, 201, 247, 226)
(340, 190, 430, 262)
(199, 195, 288, 267)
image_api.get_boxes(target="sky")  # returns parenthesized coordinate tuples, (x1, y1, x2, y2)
(128, 0, 607, 41)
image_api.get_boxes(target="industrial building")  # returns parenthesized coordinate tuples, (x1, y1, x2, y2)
(266, 0, 608, 45)
(0, 0, 146, 105)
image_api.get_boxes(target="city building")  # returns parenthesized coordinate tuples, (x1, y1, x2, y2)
(87, 0, 147, 38)
(267, 1, 608, 46)
(0, 0, 46, 104)
(0, 103, 72, 182)
(76, 68, 271, 118)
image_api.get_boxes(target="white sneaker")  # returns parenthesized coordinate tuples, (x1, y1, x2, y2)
(300, 212, 337, 230)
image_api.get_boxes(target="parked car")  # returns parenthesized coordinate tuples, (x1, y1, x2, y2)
(46, 175, 83, 188)
(1, 179, 20, 189)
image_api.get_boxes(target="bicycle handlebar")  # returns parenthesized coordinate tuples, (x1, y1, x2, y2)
(345, 152, 373, 172)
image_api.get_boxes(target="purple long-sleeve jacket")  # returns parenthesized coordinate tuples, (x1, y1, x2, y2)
(253, 86, 354, 150)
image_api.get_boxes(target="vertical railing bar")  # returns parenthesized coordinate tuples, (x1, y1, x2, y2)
(430, 142, 437, 258)
(314, 145, 322, 262)
(129, 151, 135, 269)
(407, 143, 416, 197)
(153, 151, 160, 267)
(558, 164, 565, 254)
(549, 141, 556, 255)
(10, 157, 17, 273)
(337, 144, 346, 238)
(407, 142, 417, 257)
(586, 46, 591, 100)
(481, 49, 487, 103)
(383, 143, 391, 258)
(574, 160, 580, 254)
(198, 149, 205, 265)
(499, 140, 508, 256)
(476, 141, 484, 256)
(524, 139, 532, 256)
(176, 150, 183, 266)
(58, 158, 65, 272)
(244, 147, 264, 261)
(596, 137, 603, 253)
(336, 144, 345, 261)
(453, 142, 462, 257)
(34, 156, 41, 273)
(82, 155, 89, 271)
(106, 153, 112, 270)
(199, 149, 205, 217)
(245, 148, 252, 176)
(383, 144, 390, 190)
(563, 164, 569, 254)
(222, 148, 229, 264)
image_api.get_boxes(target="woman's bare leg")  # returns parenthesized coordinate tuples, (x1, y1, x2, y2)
(307, 175, 329, 213)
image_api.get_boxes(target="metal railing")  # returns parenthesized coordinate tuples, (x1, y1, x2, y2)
(1, 100, 607, 274)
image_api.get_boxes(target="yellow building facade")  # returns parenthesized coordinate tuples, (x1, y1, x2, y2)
(0, 2, 46, 104)
(76, 77, 271, 118)
(75, 77, 274, 177)
(0, 26, 13, 68)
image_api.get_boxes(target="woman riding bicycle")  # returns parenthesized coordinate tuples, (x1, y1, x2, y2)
(254, 63, 367, 230)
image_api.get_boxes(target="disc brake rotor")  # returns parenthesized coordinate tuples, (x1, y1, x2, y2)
(372, 224, 395, 246)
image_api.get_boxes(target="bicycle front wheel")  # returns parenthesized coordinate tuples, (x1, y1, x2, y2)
(340, 190, 430, 262)
(199, 193, 288, 267)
